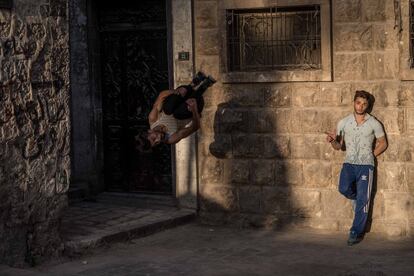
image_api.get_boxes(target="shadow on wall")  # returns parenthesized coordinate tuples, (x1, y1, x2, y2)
(366, 94, 383, 234)
(199, 88, 386, 233)
(200, 91, 306, 230)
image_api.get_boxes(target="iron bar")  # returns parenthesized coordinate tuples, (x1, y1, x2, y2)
(410, 0, 414, 68)
(227, 5, 321, 72)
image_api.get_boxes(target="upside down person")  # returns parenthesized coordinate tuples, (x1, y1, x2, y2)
(136, 72, 216, 150)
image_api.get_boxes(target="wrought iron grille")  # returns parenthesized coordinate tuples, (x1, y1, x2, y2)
(227, 5, 321, 72)
(410, 0, 414, 68)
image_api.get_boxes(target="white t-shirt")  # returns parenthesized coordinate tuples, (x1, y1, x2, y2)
(336, 113, 385, 166)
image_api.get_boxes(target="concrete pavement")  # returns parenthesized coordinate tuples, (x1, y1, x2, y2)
(1, 223, 414, 276)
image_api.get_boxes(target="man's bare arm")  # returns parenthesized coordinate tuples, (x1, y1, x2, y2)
(148, 105, 159, 125)
(148, 90, 174, 124)
(373, 136, 387, 157)
(166, 99, 200, 144)
(326, 130, 344, 151)
(166, 124, 198, 145)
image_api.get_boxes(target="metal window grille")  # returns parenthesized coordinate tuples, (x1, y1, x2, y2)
(410, 1, 414, 68)
(227, 5, 321, 72)
(0, 0, 12, 9)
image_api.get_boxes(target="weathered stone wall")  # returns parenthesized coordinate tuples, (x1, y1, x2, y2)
(195, 0, 414, 237)
(0, 0, 70, 266)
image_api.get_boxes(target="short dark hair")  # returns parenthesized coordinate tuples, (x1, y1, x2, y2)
(135, 131, 152, 152)
(175, 85, 193, 96)
(354, 90, 374, 110)
(354, 90, 371, 102)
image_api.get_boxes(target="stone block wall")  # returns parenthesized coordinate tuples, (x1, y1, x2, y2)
(195, 0, 414, 237)
(0, 0, 70, 266)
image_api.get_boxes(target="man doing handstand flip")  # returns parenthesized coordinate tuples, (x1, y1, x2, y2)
(137, 72, 215, 149)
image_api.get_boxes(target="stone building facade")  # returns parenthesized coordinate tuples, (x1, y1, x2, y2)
(196, 0, 414, 237)
(0, 0, 70, 266)
(1, 0, 414, 267)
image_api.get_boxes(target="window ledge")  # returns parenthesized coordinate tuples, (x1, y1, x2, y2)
(221, 69, 332, 83)
(219, 0, 332, 84)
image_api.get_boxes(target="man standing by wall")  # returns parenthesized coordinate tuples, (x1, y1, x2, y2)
(326, 90, 388, 246)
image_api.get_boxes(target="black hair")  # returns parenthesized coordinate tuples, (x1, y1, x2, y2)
(134, 131, 152, 152)
(175, 85, 194, 97)
(354, 90, 375, 113)
(354, 90, 371, 102)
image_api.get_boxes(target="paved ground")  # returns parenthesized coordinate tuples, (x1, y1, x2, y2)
(61, 201, 195, 256)
(1, 223, 414, 276)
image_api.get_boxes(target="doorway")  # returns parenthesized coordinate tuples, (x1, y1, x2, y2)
(98, 1, 173, 194)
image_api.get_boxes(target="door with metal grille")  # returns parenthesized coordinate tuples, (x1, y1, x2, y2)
(99, 1, 172, 194)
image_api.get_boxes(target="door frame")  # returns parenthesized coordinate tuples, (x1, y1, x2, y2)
(92, 0, 176, 195)
(170, 0, 199, 210)
(73, 0, 198, 209)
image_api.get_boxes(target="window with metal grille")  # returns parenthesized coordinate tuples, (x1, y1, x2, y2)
(410, 0, 414, 68)
(226, 5, 321, 72)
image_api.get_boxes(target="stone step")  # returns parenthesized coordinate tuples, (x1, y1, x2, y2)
(62, 201, 196, 257)
(95, 192, 179, 208)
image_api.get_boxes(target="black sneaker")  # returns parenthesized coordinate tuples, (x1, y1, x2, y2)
(198, 75, 216, 90)
(192, 71, 207, 86)
(206, 75, 217, 85)
(347, 230, 361, 246)
(192, 76, 216, 97)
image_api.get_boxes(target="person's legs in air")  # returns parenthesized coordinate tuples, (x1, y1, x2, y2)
(172, 75, 216, 119)
(188, 75, 216, 98)
(163, 72, 215, 119)
(191, 71, 208, 87)
(172, 96, 204, 120)
(162, 85, 193, 115)
(163, 71, 207, 115)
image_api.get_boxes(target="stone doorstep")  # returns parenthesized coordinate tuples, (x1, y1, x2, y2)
(63, 210, 196, 258)
(95, 192, 179, 208)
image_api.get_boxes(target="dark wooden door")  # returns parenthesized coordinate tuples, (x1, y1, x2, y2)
(99, 1, 172, 194)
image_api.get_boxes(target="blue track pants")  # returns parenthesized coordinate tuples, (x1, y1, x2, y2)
(338, 163, 374, 236)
